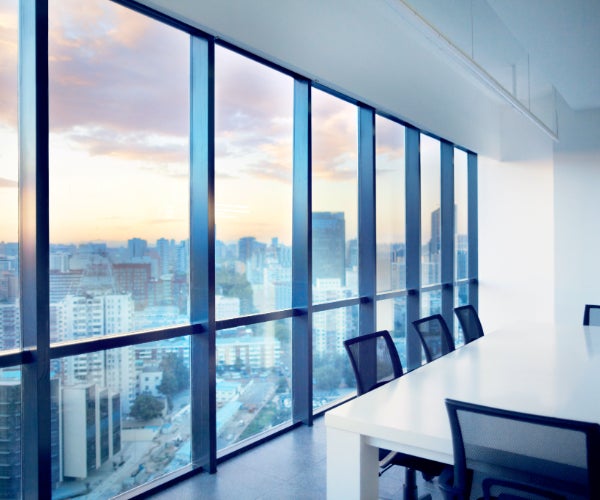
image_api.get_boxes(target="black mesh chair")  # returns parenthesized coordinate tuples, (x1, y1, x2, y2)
(412, 314, 455, 363)
(583, 304, 600, 326)
(344, 331, 446, 500)
(454, 305, 485, 344)
(442, 398, 600, 500)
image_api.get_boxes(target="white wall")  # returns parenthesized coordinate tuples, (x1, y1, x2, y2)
(478, 111, 555, 331)
(554, 104, 600, 324)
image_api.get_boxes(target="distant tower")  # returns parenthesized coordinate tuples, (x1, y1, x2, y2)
(127, 238, 147, 260)
(313, 212, 346, 286)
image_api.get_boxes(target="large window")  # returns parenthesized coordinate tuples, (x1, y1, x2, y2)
(4, 1, 478, 497)
(0, 0, 19, 351)
(49, 0, 190, 343)
(312, 89, 358, 302)
(376, 116, 406, 293)
(214, 47, 293, 319)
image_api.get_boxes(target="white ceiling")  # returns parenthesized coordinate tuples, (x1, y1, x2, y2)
(487, 0, 600, 110)
(137, 0, 598, 156)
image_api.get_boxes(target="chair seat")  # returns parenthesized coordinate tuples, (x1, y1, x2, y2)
(382, 449, 447, 477)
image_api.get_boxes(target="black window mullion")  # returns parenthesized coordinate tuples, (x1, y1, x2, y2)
(292, 78, 312, 424)
(405, 127, 421, 371)
(190, 35, 216, 472)
(441, 141, 455, 331)
(358, 106, 376, 335)
(467, 152, 479, 309)
(20, 0, 51, 497)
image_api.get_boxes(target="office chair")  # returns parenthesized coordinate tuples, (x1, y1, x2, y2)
(344, 330, 446, 500)
(454, 305, 485, 344)
(412, 314, 455, 363)
(442, 398, 600, 500)
(583, 304, 600, 326)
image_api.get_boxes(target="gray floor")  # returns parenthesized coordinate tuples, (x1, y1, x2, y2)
(145, 417, 445, 500)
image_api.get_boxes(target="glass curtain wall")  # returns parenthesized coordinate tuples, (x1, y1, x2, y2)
(0, 1, 21, 498)
(47, 0, 191, 497)
(3, 0, 478, 497)
(375, 116, 408, 366)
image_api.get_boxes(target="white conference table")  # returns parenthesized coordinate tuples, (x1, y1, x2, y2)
(325, 323, 600, 499)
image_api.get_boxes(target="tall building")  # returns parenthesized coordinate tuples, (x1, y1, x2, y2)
(0, 379, 20, 499)
(62, 384, 121, 479)
(113, 262, 151, 310)
(312, 212, 346, 286)
(0, 302, 20, 350)
(127, 238, 147, 260)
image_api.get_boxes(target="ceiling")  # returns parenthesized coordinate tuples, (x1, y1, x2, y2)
(137, 0, 599, 156)
(487, 0, 600, 111)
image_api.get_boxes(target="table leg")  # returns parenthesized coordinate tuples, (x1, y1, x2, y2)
(326, 426, 379, 499)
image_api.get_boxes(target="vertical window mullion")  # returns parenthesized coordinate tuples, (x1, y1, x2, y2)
(467, 152, 479, 309)
(292, 78, 312, 424)
(405, 127, 421, 371)
(440, 141, 455, 330)
(190, 35, 216, 472)
(358, 107, 376, 335)
(20, 0, 51, 497)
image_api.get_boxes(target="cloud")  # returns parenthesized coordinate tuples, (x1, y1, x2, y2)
(311, 89, 359, 181)
(0, 177, 17, 188)
(63, 125, 188, 175)
(49, 0, 190, 137)
(0, 4, 19, 127)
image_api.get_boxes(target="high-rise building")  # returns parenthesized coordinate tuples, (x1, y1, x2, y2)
(0, 302, 20, 350)
(312, 212, 346, 286)
(62, 384, 121, 479)
(127, 238, 147, 260)
(113, 262, 151, 310)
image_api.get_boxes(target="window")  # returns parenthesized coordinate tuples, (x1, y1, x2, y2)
(54, 340, 190, 498)
(420, 134, 441, 290)
(0, 0, 19, 351)
(5, 0, 478, 496)
(216, 318, 291, 449)
(214, 47, 293, 318)
(376, 116, 406, 293)
(312, 89, 358, 302)
(49, 0, 190, 342)
(313, 306, 357, 410)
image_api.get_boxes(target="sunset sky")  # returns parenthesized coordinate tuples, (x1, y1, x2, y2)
(0, 0, 460, 248)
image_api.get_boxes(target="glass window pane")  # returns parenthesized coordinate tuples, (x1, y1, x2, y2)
(214, 47, 293, 318)
(421, 289, 441, 317)
(216, 318, 292, 450)
(0, 0, 20, 350)
(377, 296, 408, 369)
(0, 368, 21, 498)
(454, 149, 468, 281)
(53, 338, 191, 498)
(420, 134, 441, 287)
(48, 0, 190, 342)
(376, 116, 406, 293)
(313, 306, 357, 410)
(312, 90, 358, 303)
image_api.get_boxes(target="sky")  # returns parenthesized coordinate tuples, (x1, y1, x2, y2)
(0, 0, 461, 248)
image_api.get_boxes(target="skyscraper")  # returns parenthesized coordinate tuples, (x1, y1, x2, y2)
(312, 212, 346, 286)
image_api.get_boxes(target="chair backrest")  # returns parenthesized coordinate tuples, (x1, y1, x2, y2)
(445, 398, 600, 499)
(412, 314, 455, 363)
(454, 305, 485, 344)
(583, 304, 600, 326)
(343, 330, 403, 395)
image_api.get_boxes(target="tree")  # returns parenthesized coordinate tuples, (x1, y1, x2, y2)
(216, 264, 254, 314)
(130, 393, 164, 421)
(158, 353, 190, 410)
(313, 354, 342, 392)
